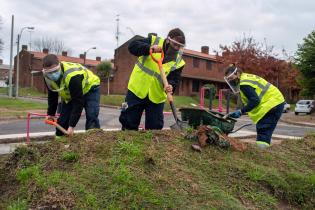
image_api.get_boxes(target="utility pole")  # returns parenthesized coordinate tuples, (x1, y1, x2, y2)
(8, 15, 14, 97)
(115, 14, 120, 48)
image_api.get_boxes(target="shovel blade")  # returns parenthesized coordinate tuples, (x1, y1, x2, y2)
(170, 120, 189, 130)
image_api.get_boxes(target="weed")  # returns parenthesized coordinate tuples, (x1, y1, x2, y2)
(61, 151, 79, 162)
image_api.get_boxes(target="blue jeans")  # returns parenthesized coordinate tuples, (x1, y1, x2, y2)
(56, 86, 100, 136)
(256, 102, 284, 144)
(119, 90, 164, 130)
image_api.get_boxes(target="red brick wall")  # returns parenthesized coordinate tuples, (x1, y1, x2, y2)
(111, 45, 137, 95)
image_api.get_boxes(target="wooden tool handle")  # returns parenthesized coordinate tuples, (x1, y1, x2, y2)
(150, 49, 173, 102)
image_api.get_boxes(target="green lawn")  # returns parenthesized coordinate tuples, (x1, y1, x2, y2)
(0, 130, 314, 209)
(0, 97, 47, 118)
(0, 87, 47, 98)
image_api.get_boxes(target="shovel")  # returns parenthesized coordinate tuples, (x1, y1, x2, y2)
(45, 118, 69, 135)
(150, 49, 189, 130)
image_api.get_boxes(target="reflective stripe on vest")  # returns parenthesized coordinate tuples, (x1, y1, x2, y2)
(135, 38, 183, 86)
(241, 79, 271, 99)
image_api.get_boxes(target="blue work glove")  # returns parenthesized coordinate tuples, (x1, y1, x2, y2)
(229, 110, 242, 118)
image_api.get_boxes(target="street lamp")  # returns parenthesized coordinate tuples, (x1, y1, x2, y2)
(83, 46, 96, 65)
(16, 26, 34, 97)
(126, 27, 135, 36)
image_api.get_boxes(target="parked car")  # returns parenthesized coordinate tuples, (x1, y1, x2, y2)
(283, 102, 290, 113)
(294, 100, 314, 115)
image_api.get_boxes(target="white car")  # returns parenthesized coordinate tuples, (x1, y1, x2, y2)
(294, 100, 314, 115)
(283, 102, 290, 113)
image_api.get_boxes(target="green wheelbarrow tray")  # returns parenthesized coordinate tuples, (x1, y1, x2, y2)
(179, 107, 238, 134)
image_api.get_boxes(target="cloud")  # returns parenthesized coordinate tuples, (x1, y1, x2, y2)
(0, 0, 314, 63)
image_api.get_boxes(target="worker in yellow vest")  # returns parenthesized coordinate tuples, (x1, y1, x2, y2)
(119, 28, 186, 130)
(224, 64, 285, 148)
(42, 54, 101, 137)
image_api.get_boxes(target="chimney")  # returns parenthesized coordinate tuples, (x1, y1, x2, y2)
(0, 59, 3, 64)
(22, 45, 28, 51)
(79, 54, 85, 59)
(201, 46, 209, 54)
(96, 56, 101, 61)
(43, 48, 49, 54)
(62, 51, 67, 56)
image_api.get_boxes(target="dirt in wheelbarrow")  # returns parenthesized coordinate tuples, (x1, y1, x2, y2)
(0, 129, 314, 209)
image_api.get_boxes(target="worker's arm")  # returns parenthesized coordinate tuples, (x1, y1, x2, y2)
(46, 82, 59, 116)
(240, 85, 260, 114)
(128, 36, 152, 56)
(68, 74, 84, 128)
(167, 66, 184, 93)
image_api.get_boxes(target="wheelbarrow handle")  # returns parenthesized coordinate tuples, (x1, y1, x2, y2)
(150, 49, 173, 103)
(44, 119, 69, 135)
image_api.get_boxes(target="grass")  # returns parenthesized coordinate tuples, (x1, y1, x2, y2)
(0, 97, 47, 118)
(0, 130, 314, 209)
(0, 87, 47, 97)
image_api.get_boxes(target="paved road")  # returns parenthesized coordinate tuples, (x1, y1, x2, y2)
(1, 107, 314, 137)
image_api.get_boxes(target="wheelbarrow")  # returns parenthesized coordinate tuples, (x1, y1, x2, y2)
(179, 107, 251, 134)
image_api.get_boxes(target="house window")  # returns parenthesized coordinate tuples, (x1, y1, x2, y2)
(192, 80, 200, 92)
(193, 58, 199, 68)
(206, 60, 213, 70)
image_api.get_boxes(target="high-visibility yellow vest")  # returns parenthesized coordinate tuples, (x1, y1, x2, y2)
(240, 73, 284, 124)
(57, 61, 100, 103)
(127, 35, 185, 104)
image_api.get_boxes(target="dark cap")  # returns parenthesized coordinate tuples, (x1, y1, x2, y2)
(225, 64, 237, 76)
(167, 28, 185, 45)
(43, 54, 59, 68)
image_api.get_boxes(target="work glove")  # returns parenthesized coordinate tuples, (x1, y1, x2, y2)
(229, 110, 242, 118)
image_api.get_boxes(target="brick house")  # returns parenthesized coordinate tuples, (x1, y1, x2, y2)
(112, 35, 227, 96)
(13, 45, 104, 94)
(0, 59, 10, 87)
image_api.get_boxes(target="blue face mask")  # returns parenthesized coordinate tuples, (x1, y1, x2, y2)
(46, 70, 62, 81)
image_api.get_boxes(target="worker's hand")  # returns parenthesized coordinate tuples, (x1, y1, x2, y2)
(150, 45, 162, 53)
(67, 127, 74, 136)
(45, 115, 55, 122)
(229, 110, 242, 118)
(164, 84, 173, 94)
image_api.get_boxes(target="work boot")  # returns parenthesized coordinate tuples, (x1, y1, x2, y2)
(256, 141, 270, 149)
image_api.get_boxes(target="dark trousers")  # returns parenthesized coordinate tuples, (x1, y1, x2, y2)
(56, 86, 100, 136)
(256, 102, 285, 144)
(119, 90, 164, 130)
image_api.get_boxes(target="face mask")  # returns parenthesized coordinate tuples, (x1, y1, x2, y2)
(46, 70, 62, 81)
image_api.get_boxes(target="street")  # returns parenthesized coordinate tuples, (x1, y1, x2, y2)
(0, 107, 314, 137)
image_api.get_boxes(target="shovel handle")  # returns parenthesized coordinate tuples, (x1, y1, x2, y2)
(45, 119, 69, 135)
(150, 49, 173, 102)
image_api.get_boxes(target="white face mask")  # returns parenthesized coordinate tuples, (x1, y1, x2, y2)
(224, 67, 240, 94)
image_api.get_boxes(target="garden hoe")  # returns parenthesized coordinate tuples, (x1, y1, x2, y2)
(45, 118, 69, 136)
(150, 49, 188, 130)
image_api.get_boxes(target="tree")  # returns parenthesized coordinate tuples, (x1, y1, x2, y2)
(0, 16, 3, 55)
(33, 37, 72, 55)
(96, 61, 113, 95)
(295, 30, 315, 98)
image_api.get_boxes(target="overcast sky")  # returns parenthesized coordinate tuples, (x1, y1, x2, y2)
(0, 0, 314, 64)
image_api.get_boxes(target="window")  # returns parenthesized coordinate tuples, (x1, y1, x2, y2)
(192, 80, 200, 92)
(193, 58, 199, 68)
(206, 60, 213, 70)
